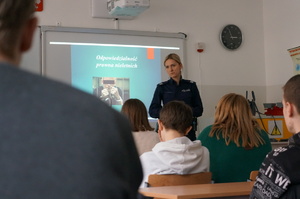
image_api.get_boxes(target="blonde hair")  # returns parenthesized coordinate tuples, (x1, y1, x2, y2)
(210, 93, 265, 148)
(121, 99, 154, 132)
(164, 53, 183, 66)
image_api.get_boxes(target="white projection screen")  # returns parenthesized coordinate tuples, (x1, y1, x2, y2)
(22, 26, 186, 115)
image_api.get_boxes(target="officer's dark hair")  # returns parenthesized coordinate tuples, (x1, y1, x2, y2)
(159, 101, 192, 135)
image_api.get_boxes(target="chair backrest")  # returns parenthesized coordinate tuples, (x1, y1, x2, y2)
(249, 170, 259, 181)
(148, 172, 212, 187)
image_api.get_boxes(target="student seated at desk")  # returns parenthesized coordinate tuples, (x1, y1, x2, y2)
(140, 101, 209, 188)
(197, 93, 272, 183)
(121, 99, 160, 156)
(250, 75, 300, 199)
(0, 0, 142, 198)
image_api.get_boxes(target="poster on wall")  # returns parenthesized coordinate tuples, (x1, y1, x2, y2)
(287, 46, 300, 75)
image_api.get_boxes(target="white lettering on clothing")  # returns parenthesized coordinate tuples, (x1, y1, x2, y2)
(275, 174, 290, 189)
(265, 165, 274, 178)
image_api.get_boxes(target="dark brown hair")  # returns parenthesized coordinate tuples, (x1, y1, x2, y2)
(121, 99, 154, 131)
(283, 74, 300, 114)
(159, 101, 192, 135)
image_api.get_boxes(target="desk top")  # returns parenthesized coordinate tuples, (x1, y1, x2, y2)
(139, 181, 255, 199)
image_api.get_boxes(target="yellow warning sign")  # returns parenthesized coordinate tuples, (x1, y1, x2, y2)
(256, 117, 293, 141)
(271, 125, 282, 135)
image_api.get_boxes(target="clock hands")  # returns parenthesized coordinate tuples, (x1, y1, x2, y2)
(227, 27, 237, 39)
(221, 24, 242, 50)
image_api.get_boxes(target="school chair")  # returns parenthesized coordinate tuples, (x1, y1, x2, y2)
(249, 170, 259, 181)
(148, 172, 212, 187)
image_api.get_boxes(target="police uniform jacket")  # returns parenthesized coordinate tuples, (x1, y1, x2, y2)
(149, 77, 203, 118)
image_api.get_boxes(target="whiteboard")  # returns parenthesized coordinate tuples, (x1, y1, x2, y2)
(21, 26, 186, 112)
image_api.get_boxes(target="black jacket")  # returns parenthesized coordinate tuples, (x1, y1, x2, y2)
(250, 133, 300, 198)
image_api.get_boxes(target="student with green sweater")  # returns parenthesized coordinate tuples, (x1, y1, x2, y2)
(197, 93, 272, 183)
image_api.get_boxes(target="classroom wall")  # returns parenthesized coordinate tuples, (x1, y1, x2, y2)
(263, 0, 300, 103)
(29, 0, 294, 134)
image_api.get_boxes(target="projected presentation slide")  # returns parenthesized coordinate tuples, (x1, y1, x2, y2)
(71, 45, 161, 111)
(40, 27, 185, 115)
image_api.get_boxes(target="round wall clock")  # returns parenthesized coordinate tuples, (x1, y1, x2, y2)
(220, 24, 243, 50)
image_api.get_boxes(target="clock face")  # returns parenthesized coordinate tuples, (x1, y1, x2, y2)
(220, 24, 243, 50)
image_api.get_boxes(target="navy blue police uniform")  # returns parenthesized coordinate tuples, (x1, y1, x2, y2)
(149, 77, 203, 141)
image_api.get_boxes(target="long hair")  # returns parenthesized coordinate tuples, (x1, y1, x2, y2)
(121, 99, 154, 132)
(210, 93, 265, 148)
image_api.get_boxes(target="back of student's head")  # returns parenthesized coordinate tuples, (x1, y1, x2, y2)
(121, 98, 154, 132)
(211, 93, 264, 148)
(0, 0, 36, 59)
(159, 101, 193, 135)
(283, 74, 300, 114)
(214, 93, 253, 123)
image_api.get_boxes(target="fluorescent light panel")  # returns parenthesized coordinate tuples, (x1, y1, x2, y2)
(49, 41, 180, 50)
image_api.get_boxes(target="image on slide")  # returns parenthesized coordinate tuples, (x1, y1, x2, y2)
(93, 77, 129, 106)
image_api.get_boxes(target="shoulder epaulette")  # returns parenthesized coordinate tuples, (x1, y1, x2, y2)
(158, 81, 167, 86)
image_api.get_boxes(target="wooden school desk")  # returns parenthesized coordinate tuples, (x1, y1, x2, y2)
(139, 181, 255, 199)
